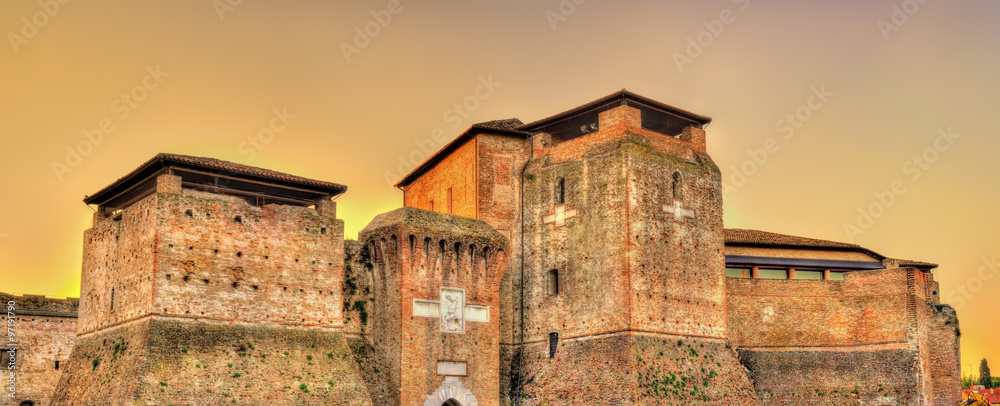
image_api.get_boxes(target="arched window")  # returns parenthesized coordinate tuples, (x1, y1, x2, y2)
(672, 172, 683, 199)
(547, 269, 559, 296)
(555, 177, 565, 204)
(443, 400, 462, 406)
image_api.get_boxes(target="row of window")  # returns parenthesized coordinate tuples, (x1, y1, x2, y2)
(553, 172, 684, 205)
(725, 267, 847, 281)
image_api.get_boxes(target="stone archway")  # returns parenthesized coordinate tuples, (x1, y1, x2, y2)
(423, 376, 478, 406)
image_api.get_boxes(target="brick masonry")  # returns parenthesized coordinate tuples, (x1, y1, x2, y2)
(2, 293, 77, 406)
(10, 91, 962, 405)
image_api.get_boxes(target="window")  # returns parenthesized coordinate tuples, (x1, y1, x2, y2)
(547, 269, 559, 296)
(829, 271, 846, 281)
(429, 200, 434, 211)
(672, 172, 683, 199)
(794, 270, 824, 280)
(725, 267, 750, 279)
(555, 177, 565, 204)
(110, 288, 115, 312)
(55, 360, 60, 370)
(548, 332, 559, 358)
(757, 268, 788, 280)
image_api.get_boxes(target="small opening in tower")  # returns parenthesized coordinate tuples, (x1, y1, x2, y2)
(321, 227, 327, 234)
(453, 242, 461, 266)
(237, 252, 243, 258)
(252, 285, 258, 291)
(166, 274, 172, 281)
(409, 235, 416, 257)
(232, 282, 238, 289)
(185, 209, 193, 217)
(54, 360, 60, 370)
(110, 288, 115, 312)
(548, 332, 559, 358)
(234, 215, 242, 223)
(203, 279, 210, 284)
(672, 172, 683, 199)
(548, 270, 559, 296)
(555, 177, 565, 204)
(183, 275, 190, 283)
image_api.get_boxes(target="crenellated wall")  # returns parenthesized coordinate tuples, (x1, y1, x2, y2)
(360, 207, 509, 406)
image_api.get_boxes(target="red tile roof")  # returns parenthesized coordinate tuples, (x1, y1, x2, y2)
(725, 228, 868, 251)
(963, 388, 1000, 403)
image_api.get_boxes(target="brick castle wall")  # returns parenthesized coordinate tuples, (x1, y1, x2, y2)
(2, 293, 78, 406)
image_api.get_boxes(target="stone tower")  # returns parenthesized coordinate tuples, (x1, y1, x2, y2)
(51, 154, 372, 405)
(358, 208, 509, 406)
(506, 92, 758, 403)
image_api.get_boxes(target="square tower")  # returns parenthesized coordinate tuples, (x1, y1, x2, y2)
(52, 154, 373, 405)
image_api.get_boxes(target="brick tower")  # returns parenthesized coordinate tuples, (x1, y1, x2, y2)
(507, 92, 757, 404)
(358, 208, 509, 406)
(51, 154, 372, 405)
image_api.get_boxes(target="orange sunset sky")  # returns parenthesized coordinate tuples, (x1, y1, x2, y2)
(1, 0, 997, 377)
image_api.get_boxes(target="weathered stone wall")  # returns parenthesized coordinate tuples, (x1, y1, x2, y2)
(155, 187, 345, 328)
(737, 347, 918, 405)
(727, 267, 961, 404)
(78, 194, 157, 334)
(360, 208, 509, 406)
(512, 334, 756, 405)
(51, 318, 372, 405)
(402, 140, 477, 217)
(727, 269, 911, 347)
(2, 293, 78, 406)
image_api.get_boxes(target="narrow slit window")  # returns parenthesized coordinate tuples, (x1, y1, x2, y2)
(549, 332, 559, 358)
(548, 269, 559, 296)
(110, 288, 115, 312)
(672, 172, 683, 199)
(555, 177, 565, 204)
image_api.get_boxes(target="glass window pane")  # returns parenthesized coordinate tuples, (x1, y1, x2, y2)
(795, 270, 823, 280)
(725, 268, 749, 279)
(830, 272, 846, 281)
(757, 268, 788, 280)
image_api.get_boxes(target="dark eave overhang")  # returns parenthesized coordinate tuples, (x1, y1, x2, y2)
(725, 255, 886, 271)
(519, 89, 712, 133)
(84, 154, 347, 211)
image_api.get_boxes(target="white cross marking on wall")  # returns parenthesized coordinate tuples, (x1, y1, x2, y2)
(412, 287, 490, 334)
(543, 205, 578, 227)
(663, 201, 694, 222)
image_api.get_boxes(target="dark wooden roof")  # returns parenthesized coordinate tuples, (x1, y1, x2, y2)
(519, 89, 712, 132)
(725, 228, 940, 270)
(84, 153, 346, 211)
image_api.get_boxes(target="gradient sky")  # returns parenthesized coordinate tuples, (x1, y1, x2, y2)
(1, 0, 997, 377)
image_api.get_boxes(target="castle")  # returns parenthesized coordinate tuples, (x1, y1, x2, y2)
(3, 90, 960, 405)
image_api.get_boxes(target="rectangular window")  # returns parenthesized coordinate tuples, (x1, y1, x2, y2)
(794, 270, 824, 280)
(829, 271, 846, 281)
(548, 333, 559, 358)
(757, 268, 788, 280)
(725, 267, 750, 279)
